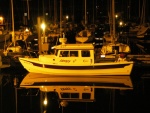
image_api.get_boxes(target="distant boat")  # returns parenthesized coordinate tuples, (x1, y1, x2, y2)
(75, 29, 94, 43)
(2, 0, 36, 67)
(101, 0, 131, 55)
(137, 25, 149, 38)
(129, 0, 150, 39)
(75, 0, 95, 43)
(129, 24, 150, 38)
(0, 27, 11, 43)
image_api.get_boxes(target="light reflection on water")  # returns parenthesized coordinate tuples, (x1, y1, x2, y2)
(0, 66, 150, 113)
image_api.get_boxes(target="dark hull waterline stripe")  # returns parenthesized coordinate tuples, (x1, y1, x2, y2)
(44, 64, 130, 70)
(22, 59, 131, 70)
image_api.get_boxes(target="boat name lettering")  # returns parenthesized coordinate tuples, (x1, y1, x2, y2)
(73, 59, 76, 62)
(83, 59, 88, 62)
(60, 59, 70, 63)
(84, 88, 90, 91)
(60, 87, 71, 91)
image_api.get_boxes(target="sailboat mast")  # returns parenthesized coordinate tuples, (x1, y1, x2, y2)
(85, 0, 87, 25)
(140, 0, 146, 25)
(110, 0, 115, 43)
(112, 0, 115, 43)
(54, 0, 57, 24)
(11, 0, 15, 46)
(27, 0, 30, 20)
(60, 0, 62, 35)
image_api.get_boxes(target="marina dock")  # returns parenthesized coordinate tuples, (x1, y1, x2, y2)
(127, 54, 150, 66)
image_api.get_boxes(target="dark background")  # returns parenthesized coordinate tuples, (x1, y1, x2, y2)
(1, 0, 150, 29)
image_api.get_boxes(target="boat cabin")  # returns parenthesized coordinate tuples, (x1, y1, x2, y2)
(39, 43, 96, 65)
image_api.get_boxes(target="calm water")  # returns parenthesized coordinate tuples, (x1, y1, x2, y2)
(0, 65, 150, 113)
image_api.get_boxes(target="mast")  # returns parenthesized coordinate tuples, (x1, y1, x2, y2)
(84, 0, 87, 25)
(54, 0, 57, 24)
(110, 0, 115, 43)
(60, 0, 62, 35)
(112, 0, 115, 43)
(72, 0, 75, 23)
(27, 0, 30, 20)
(140, 0, 146, 25)
(11, 0, 15, 46)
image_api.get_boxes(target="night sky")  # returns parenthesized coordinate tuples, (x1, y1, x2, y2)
(0, 0, 150, 28)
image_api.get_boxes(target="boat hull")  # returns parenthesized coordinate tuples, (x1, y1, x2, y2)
(75, 29, 94, 43)
(19, 58, 133, 76)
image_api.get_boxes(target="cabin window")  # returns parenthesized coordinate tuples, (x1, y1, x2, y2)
(112, 46, 119, 53)
(70, 51, 78, 57)
(61, 93, 79, 99)
(60, 51, 78, 57)
(60, 51, 69, 57)
(81, 50, 90, 57)
(82, 93, 91, 99)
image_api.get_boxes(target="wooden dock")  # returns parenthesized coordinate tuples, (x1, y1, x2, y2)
(127, 54, 150, 66)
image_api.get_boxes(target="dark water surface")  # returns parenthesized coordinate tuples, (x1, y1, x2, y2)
(0, 65, 150, 113)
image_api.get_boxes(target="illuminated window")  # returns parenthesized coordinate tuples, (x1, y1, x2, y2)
(60, 51, 69, 57)
(61, 93, 79, 99)
(82, 93, 91, 99)
(70, 51, 78, 57)
(81, 50, 90, 57)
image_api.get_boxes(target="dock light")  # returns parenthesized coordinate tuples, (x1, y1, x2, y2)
(41, 23, 46, 30)
(100, 54, 105, 58)
(0, 16, 4, 24)
(43, 98, 48, 106)
(43, 92, 48, 106)
(25, 28, 29, 32)
(66, 15, 69, 20)
(0, 17, 3, 21)
(41, 22, 46, 38)
(115, 14, 118, 18)
(119, 21, 123, 26)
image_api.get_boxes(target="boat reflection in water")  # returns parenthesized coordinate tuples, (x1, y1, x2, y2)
(20, 72, 133, 102)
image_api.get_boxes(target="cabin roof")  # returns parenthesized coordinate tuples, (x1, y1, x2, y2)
(53, 43, 94, 50)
